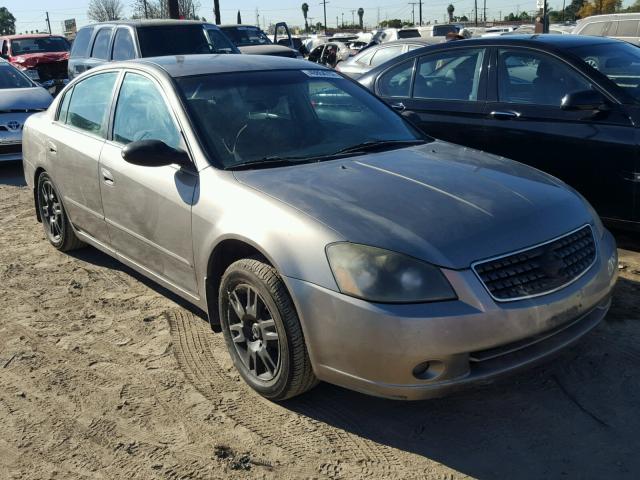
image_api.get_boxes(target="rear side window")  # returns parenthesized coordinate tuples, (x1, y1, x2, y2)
(66, 72, 118, 135)
(398, 29, 420, 39)
(616, 20, 639, 37)
(377, 59, 414, 98)
(112, 28, 135, 60)
(91, 28, 113, 59)
(580, 22, 607, 36)
(371, 46, 403, 67)
(414, 48, 485, 101)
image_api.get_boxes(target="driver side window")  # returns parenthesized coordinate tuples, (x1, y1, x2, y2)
(112, 72, 182, 149)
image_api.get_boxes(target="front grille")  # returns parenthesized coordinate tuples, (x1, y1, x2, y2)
(473, 225, 596, 301)
(36, 60, 68, 81)
(0, 143, 21, 155)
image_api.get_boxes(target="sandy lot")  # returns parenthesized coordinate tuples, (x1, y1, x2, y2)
(1, 161, 639, 479)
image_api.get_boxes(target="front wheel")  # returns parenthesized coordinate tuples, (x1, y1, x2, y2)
(36, 172, 84, 252)
(218, 258, 317, 401)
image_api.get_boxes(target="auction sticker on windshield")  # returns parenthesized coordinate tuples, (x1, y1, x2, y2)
(302, 70, 342, 79)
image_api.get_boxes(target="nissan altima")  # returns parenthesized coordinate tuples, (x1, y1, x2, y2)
(22, 55, 618, 401)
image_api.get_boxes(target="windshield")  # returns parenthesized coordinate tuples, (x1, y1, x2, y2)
(221, 26, 272, 46)
(398, 30, 421, 39)
(433, 25, 458, 36)
(0, 64, 34, 88)
(11, 36, 69, 55)
(177, 70, 424, 169)
(569, 42, 640, 101)
(137, 25, 236, 57)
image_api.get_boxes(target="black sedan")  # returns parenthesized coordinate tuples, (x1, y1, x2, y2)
(358, 35, 640, 229)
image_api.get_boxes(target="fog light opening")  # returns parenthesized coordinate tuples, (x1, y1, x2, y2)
(412, 360, 445, 380)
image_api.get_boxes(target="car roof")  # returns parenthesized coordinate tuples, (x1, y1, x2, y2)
(2, 34, 66, 40)
(80, 19, 215, 28)
(119, 54, 325, 77)
(429, 34, 616, 48)
(220, 24, 260, 28)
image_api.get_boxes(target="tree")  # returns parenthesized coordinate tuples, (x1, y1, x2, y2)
(379, 18, 403, 28)
(357, 7, 364, 28)
(302, 3, 309, 32)
(132, 0, 200, 19)
(626, 0, 640, 11)
(447, 4, 455, 22)
(0, 7, 15, 35)
(459, 15, 469, 21)
(578, 0, 621, 17)
(88, 0, 123, 22)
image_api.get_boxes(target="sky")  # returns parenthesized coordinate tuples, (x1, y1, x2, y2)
(7, 0, 637, 35)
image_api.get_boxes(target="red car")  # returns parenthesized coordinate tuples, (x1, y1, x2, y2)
(0, 34, 70, 94)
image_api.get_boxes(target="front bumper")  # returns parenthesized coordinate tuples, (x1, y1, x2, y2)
(286, 228, 618, 400)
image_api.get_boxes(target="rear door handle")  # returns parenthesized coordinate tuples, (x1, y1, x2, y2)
(391, 102, 406, 112)
(489, 110, 521, 120)
(101, 168, 114, 186)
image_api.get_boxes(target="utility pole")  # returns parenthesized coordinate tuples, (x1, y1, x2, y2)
(474, 0, 478, 26)
(483, 0, 487, 23)
(561, 0, 566, 21)
(341, 12, 344, 27)
(336, 15, 338, 28)
(542, 0, 549, 32)
(168, 0, 179, 19)
(419, 0, 423, 26)
(320, 0, 328, 34)
(45, 11, 51, 34)
(351, 9, 356, 26)
(256, 8, 259, 27)
(408, 2, 417, 25)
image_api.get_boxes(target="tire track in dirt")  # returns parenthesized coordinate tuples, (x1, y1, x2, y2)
(168, 309, 432, 479)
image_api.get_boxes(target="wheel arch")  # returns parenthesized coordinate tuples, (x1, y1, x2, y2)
(33, 167, 46, 223)
(205, 236, 288, 332)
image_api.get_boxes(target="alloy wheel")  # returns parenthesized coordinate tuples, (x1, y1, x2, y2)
(39, 180, 63, 243)
(226, 284, 281, 381)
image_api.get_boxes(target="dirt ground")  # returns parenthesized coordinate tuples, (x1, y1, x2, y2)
(1, 161, 639, 480)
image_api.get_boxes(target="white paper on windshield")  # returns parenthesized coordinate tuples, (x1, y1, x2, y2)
(302, 70, 342, 79)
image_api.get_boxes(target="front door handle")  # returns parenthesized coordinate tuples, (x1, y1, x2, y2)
(47, 141, 57, 154)
(101, 168, 114, 186)
(489, 110, 521, 120)
(391, 102, 406, 112)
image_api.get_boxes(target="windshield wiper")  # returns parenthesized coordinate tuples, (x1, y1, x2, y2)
(333, 139, 426, 155)
(224, 156, 307, 171)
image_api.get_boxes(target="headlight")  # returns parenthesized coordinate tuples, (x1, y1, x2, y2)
(326, 243, 456, 303)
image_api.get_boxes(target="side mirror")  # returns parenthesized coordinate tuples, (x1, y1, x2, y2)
(561, 90, 609, 111)
(121, 139, 191, 168)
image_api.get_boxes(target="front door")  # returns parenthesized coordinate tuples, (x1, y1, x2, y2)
(375, 47, 489, 151)
(99, 71, 199, 295)
(484, 47, 637, 223)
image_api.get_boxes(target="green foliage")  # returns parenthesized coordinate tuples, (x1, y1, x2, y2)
(0, 7, 15, 35)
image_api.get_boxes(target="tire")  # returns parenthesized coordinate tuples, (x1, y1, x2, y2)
(218, 257, 317, 401)
(36, 172, 85, 252)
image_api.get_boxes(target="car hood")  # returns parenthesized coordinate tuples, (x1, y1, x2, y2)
(234, 141, 594, 269)
(0, 87, 51, 112)
(10, 51, 69, 69)
(238, 45, 297, 57)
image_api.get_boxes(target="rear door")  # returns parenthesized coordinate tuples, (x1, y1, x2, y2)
(483, 46, 636, 223)
(375, 46, 489, 150)
(85, 27, 114, 71)
(99, 71, 198, 294)
(48, 71, 120, 245)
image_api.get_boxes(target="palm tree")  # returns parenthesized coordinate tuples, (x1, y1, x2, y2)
(302, 3, 309, 32)
(357, 7, 364, 28)
(447, 4, 455, 22)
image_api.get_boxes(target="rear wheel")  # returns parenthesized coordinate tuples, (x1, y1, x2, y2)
(218, 258, 317, 401)
(36, 172, 84, 252)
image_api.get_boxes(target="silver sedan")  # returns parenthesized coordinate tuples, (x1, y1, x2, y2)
(0, 60, 52, 162)
(22, 55, 618, 401)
